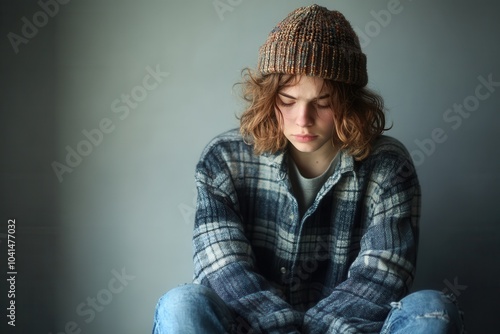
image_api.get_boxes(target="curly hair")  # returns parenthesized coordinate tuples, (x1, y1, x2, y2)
(238, 68, 389, 160)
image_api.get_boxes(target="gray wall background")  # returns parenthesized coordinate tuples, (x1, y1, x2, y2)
(1, 0, 499, 333)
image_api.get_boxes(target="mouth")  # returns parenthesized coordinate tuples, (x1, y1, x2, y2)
(293, 134, 318, 143)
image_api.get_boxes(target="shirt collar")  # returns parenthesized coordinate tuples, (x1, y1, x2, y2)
(263, 147, 358, 183)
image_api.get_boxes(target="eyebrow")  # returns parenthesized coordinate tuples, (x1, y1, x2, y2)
(278, 92, 331, 100)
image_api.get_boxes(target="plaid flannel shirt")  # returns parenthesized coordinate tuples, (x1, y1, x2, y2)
(193, 129, 420, 334)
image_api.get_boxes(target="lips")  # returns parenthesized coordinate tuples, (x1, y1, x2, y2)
(293, 134, 318, 143)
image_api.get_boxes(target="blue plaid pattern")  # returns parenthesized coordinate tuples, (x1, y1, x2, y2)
(193, 129, 420, 333)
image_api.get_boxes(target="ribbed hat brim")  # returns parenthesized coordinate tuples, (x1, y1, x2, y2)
(258, 40, 367, 86)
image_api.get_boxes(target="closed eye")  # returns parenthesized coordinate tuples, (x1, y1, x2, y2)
(277, 99, 294, 107)
(277, 94, 295, 107)
(315, 102, 330, 109)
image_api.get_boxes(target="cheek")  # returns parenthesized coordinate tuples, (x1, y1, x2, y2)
(281, 117, 294, 132)
(274, 107, 280, 120)
(274, 108, 287, 132)
(317, 111, 334, 126)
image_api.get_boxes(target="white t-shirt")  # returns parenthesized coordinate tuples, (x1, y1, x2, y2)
(288, 153, 340, 216)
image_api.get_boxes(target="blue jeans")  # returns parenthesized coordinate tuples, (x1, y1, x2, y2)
(152, 284, 464, 334)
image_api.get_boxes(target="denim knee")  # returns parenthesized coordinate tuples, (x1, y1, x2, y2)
(155, 284, 216, 316)
(152, 284, 235, 334)
(381, 290, 465, 334)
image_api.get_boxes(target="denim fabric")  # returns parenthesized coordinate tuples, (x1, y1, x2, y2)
(152, 285, 464, 334)
(152, 284, 235, 334)
(380, 290, 465, 334)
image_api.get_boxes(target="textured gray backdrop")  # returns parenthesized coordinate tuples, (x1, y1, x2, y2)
(1, 0, 499, 333)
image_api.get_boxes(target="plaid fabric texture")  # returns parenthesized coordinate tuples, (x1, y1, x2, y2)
(193, 129, 420, 333)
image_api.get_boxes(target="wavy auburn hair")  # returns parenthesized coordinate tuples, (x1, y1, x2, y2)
(238, 68, 389, 160)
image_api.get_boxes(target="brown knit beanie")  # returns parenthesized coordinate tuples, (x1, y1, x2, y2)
(258, 4, 368, 86)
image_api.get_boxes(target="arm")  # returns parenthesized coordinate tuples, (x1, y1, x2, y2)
(303, 154, 420, 334)
(193, 147, 303, 334)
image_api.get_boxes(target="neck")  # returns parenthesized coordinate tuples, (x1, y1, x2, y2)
(291, 145, 339, 178)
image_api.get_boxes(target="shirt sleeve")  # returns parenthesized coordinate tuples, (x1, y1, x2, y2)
(192, 146, 303, 334)
(302, 153, 421, 334)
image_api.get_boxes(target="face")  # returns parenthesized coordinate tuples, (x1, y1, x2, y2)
(276, 75, 336, 162)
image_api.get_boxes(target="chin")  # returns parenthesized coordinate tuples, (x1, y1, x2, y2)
(291, 144, 319, 153)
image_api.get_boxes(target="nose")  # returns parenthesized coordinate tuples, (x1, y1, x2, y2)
(295, 103, 314, 127)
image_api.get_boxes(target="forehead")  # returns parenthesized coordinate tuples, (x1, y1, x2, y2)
(279, 75, 329, 98)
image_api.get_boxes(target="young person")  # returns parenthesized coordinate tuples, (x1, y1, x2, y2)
(153, 5, 463, 333)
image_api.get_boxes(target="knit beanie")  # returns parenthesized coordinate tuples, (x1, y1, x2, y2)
(257, 4, 368, 86)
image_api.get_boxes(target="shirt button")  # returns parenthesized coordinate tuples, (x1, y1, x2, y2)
(280, 267, 287, 274)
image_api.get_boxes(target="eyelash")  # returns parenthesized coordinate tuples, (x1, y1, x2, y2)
(315, 103, 330, 109)
(278, 99, 329, 109)
(278, 100, 294, 107)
